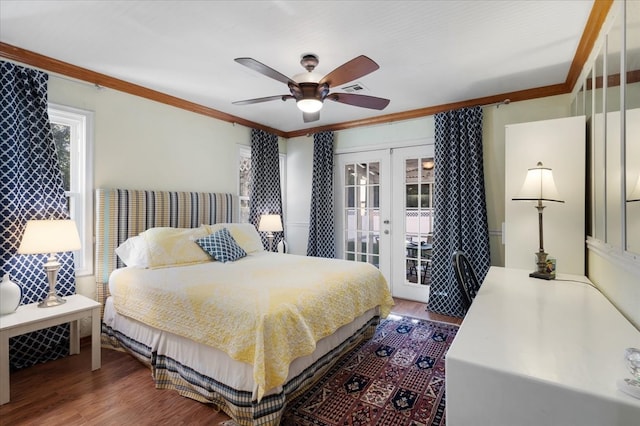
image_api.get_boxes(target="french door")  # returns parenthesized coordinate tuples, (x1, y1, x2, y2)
(335, 150, 391, 283)
(391, 145, 434, 301)
(336, 145, 435, 302)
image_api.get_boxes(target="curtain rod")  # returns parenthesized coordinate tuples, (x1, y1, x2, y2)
(483, 99, 511, 108)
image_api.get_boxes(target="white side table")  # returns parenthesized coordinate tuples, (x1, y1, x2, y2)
(0, 294, 101, 405)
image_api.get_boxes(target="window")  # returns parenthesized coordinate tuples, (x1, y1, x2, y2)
(238, 147, 252, 223)
(237, 146, 286, 223)
(49, 104, 94, 276)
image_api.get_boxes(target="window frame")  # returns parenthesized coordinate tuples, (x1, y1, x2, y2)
(237, 145, 286, 224)
(48, 103, 94, 277)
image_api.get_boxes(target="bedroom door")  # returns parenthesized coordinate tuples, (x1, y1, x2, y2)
(336, 150, 391, 285)
(336, 145, 434, 302)
(390, 145, 434, 302)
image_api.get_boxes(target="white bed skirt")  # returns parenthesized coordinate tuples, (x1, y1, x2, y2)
(102, 297, 380, 425)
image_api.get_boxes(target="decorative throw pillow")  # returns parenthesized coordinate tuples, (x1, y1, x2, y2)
(196, 227, 247, 263)
(142, 226, 211, 268)
(205, 223, 265, 253)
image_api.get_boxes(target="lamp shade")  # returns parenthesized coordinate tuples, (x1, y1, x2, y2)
(513, 162, 564, 203)
(628, 175, 640, 202)
(18, 220, 81, 254)
(258, 214, 283, 232)
(296, 98, 323, 113)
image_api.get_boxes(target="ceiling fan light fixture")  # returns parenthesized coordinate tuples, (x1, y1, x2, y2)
(297, 98, 323, 113)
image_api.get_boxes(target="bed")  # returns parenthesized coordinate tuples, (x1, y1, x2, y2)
(95, 188, 394, 426)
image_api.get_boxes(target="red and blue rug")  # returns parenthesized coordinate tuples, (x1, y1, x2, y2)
(281, 315, 459, 426)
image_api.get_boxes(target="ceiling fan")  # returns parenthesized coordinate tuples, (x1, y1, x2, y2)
(232, 54, 390, 123)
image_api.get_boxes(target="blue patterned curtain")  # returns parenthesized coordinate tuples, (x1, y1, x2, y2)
(248, 129, 284, 250)
(307, 131, 335, 258)
(427, 106, 490, 317)
(0, 61, 76, 368)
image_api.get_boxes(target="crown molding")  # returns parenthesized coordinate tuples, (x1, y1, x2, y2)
(0, 42, 287, 138)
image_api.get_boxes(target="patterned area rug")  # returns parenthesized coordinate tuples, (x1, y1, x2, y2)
(221, 314, 458, 426)
(282, 315, 458, 425)
(220, 315, 458, 426)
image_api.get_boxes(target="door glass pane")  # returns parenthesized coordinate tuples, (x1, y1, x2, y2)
(346, 187, 355, 208)
(358, 232, 366, 253)
(360, 210, 370, 231)
(371, 232, 380, 253)
(369, 162, 380, 184)
(357, 163, 367, 183)
(346, 164, 355, 185)
(369, 186, 379, 208)
(357, 185, 367, 213)
(420, 184, 431, 208)
(343, 160, 382, 268)
(406, 184, 419, 207)
(369, 209, 379, 232)
(405, 156, 435, 285)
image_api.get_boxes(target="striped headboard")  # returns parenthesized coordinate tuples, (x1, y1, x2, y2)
(94, 188, 238, 312)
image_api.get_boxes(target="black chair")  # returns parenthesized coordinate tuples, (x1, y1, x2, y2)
(451, 250, 481, 312)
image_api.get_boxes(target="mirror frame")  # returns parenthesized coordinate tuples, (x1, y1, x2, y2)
(577, 0, 640, 265)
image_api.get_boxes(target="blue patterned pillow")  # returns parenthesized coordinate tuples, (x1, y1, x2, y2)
(196, 227, 247, 263)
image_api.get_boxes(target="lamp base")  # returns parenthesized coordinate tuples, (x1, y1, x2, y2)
(38, 292, 66, 308)
(530, 250, 555, 280)
(39, 256, 66, 308)
(529, 270, 555, 280)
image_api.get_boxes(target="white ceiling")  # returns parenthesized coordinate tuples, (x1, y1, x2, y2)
(0, 0, 595, 134)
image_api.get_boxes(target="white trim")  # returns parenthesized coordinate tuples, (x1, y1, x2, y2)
(334, 137, 435, 155)
(587, 236, 640, 276)
(48, 103, 94, 277)
(236, 146, 287, 224)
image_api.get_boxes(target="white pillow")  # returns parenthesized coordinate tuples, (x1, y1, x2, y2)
(205, 223, 265, 253)
(115, 235, 150, 268)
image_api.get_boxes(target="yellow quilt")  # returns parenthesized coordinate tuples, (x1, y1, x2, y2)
(109, 252, 394, 401)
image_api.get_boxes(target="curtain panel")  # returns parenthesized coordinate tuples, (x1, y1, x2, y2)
(0, 61, 76, 368)
(427, 106, 490, 317)
(307, 131, 335, 258)
(248, 129, 284, 250)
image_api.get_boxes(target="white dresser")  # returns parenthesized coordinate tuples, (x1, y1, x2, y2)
(446, 266, 640, 425)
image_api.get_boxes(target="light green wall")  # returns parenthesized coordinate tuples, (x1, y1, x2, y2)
(483, 95, 572, 265)
(334, 116, 435, 151)
(48, 77, 251, 193)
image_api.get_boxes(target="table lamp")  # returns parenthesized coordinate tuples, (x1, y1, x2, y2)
(17, 219, 81, 307)
(512, 162, 564, 280)
(258, 214, 283, 252)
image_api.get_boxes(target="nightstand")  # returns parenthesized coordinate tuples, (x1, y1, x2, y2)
(0, 294, 101, 405)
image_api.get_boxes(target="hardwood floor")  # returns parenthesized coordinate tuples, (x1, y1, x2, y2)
(392, 297, 462, 325)
(0, 298, 460, 425)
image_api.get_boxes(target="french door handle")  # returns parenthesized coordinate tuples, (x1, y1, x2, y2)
(383, 220, 390, 224)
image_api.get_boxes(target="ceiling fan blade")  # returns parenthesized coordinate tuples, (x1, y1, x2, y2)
(327, 93, 390, 110)
(318, 55, 379, 87)
(232, 95, 293, 105)
(235, 57, 296, 85)
(303, 111, 320, 122)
